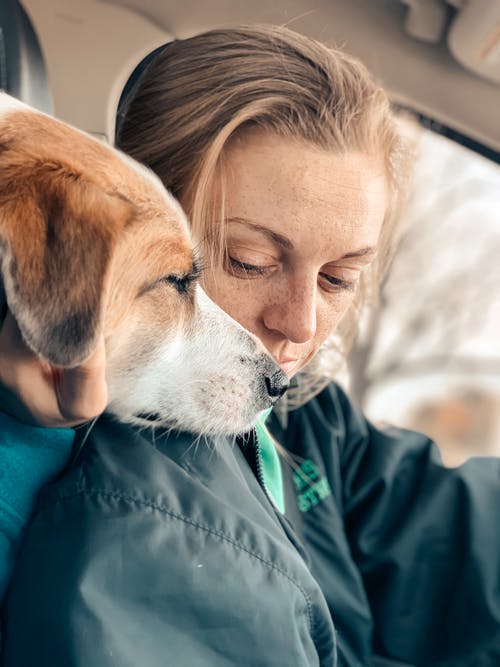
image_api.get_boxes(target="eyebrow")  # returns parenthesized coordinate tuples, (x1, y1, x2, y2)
(340, 247, 377, 260)
(225, 216, 377, 260)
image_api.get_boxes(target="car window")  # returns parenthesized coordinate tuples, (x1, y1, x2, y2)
(348, 126, 500, 466)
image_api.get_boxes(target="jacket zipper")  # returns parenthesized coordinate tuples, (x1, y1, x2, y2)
(240, 428, 280, 511)
(244, 428, 313, 565)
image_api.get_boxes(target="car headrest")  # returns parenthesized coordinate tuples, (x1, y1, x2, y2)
(0, 0, 53, 114)
(115, 42, 168, 142)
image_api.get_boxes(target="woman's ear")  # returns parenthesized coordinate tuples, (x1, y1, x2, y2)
(0, 166, 134, 366)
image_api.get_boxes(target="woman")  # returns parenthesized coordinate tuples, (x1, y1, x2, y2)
(0, 26, 499, 667)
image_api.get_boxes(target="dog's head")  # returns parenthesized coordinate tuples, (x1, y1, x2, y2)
(0, 93, 288, 435)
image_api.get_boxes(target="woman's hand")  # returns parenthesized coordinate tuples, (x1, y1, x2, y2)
(0, 311, 108, 428)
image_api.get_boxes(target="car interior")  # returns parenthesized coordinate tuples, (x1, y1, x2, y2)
(8, 0, 500, 161)
(2, 0, 500, 464)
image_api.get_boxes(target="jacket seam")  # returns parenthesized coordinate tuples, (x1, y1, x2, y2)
(41, 485, 317, 641)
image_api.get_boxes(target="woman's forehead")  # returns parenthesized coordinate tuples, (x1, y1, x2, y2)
(222, 132, 388, 253)
(223, 131, 387, 199)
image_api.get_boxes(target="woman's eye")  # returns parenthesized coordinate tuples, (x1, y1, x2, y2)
(319, 273, 357, 292)
(226, 256, 272, 277)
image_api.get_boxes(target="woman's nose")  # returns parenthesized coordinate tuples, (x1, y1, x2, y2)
(262, 281, 317, 344)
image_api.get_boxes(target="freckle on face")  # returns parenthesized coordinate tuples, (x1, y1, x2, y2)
(199, 131, 388, 375)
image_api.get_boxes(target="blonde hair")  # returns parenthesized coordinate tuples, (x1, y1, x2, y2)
(116, 25, 408, 407)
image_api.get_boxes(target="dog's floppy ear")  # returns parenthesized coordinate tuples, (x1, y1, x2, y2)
(0, 164, 134, 366)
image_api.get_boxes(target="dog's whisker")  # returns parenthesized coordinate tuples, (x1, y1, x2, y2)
(71, 416, 99, 464)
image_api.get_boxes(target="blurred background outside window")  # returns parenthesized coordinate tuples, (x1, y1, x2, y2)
(347, 127, 500, 466)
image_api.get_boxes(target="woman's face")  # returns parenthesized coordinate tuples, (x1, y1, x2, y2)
(201, 131, 388, 377)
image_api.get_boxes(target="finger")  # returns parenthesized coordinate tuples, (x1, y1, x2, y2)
(0, 312, 59, 425)
(0, 310, 108, 426)
(55, 336, 108, 423)
(0, 311, 35, 369)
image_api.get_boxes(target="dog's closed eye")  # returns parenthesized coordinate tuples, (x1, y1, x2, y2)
(167, 258, 203, 294)
(162, 273, 193, 295)
(142, 259, 203, 297)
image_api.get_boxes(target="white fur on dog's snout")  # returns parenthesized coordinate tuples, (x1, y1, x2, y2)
(107, 286, 285, 436)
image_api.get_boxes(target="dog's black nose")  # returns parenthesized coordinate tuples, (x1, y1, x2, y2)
(265, 370, 289, 402)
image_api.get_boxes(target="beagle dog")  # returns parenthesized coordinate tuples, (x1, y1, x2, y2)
(0, 93, 288, 435)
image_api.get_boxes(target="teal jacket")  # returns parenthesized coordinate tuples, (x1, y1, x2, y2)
(0, 412, 73, 600)
(1, 383, 500, 666)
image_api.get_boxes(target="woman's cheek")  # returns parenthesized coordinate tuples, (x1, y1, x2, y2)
(317, 292, 355, 342)
(202, 271, 260, 329)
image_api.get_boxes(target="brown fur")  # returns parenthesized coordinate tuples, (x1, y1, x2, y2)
(0, 106, 194, 367)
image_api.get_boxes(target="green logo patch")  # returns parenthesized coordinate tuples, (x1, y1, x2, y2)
(292, 459, 332, 512)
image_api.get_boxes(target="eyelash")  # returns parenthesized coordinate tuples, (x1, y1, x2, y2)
(162, 274, 192, 294)
(228, 256, 356, 292)
(227, 257, 271, 276)
(320, 274, 357, 292)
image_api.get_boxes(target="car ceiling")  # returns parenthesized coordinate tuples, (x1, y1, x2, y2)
(22, 0, 500, 159)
